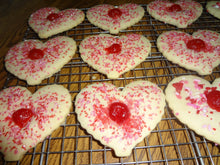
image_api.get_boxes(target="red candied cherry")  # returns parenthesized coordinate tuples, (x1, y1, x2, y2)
(47, 13, 60, 21)
(108, 8, 122, 19)
(28, 48, 44, 60)
(206, 90, 220, 112)
(108, 102, 130, 124)
(167, 4, 182, 12)
(105, 44, 122, 54)
(186, 39, 206, 52)
(215, 2, 220, 8)
(12, 108, 35, 128)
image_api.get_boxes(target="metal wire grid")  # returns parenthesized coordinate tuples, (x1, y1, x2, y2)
(1, 1, 220, 165)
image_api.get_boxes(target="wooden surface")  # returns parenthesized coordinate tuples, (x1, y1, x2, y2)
(0, 0, 220, 164)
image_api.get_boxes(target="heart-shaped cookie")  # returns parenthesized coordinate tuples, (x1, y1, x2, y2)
(86, 3, 145, 34)
(147, 0, 203, 28)
(206, 1, 220, 19)
(157, 30, 220, 75)
(79, 34, 151, 79)
(5, 36, 76, 85)
(75, 81, 165, 157)
(28, 7, 85, 38)
(0, 85, 72, 161)
(165, 75, 220, 144)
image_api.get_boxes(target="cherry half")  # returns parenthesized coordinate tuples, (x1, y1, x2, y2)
(167, 4, 182, 12)
(108, 8, 122, 19)
(47, 13, 60, 21)
(105, 44, 122, 54)
(206, 90, 220, 112)
(108, 102, 130, 124)
(28, 48, 44, 60)
(12, 108, 35, 128)
(186, 39, 206, 52)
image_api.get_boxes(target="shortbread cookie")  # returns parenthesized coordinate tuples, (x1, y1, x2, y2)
(157, 30, 220, 75)
(5, 36, 76, 85)
(87, 3, 145, 34)
(29, 7, 85, 38)
(79, 34, 151, 79)
(147, 0, 203, 28)
(0, 85, 72, 161)
(206, 1, 220, 19)
(75, 81, 165, 157)
(165, 75, 220, 144)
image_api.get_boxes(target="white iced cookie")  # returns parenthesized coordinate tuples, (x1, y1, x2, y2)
(206, 1, 220, 19)
(29, 7, 85, 38)
(87, 3, 144, 34)
(75, 81, 165, 157)
(0, 85, 72, 161)
(157, 30, 220, 75)
(165, 75, 220, 144)
(147, 0, 203, 28)
(5, 36, 76, 85)
(79, 34, 151, 79)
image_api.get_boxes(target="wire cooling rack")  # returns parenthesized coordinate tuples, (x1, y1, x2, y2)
(1, 1, 220, 165)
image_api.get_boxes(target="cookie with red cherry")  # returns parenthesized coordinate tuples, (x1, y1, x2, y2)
(28, 7, 85, 38)
(5, 36, 76, 85)
(147, 0, 203, 28)
(165, 75, 220, 144)
(79, 33, 151, 79)
(75, 80, 165, 157)
(157, 30, 220, 75)
(206, 1, 220, 19)
(86, 3, 145, 34)
(0, 85, 72, 161)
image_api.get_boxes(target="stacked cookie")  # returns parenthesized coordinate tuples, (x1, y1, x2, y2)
(1, 0, 220, 162)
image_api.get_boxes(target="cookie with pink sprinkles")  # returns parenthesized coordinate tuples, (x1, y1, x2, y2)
(86, 3, 145, 34)
(5, 36, 77, 85)
(0, 85, 72, 161)
(147, 0, 203, 28)
(28, 7, 85, 38)
(206, 1, 220, 19)
(79, 34, 151, 79)
(75, 81, 165, 157)
(157, 30, 220, 75)
(165, 75, 220, 144)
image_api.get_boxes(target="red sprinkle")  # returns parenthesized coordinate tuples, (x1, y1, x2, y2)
(47, 13, 60, 21)
(108, 102, 130, 124)
(186, 39, 206, 52)
(28, 48, 44, 60)
(206, 90, 220, 112)
(105, 43, 122, 54)
(167, 4, 182, 12)
(108, 8, 122, 19)
(12, 108, 34, 128)
(172, 82, 183, 94)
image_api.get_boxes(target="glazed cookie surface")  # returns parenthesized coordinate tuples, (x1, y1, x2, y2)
(147, 0, 203, 28)
(0, 85, 72, 161)
(75, 81, 165, 157)
(29, 7, 85, 38)
(87, 3, 144, 34)
(79, 34, 151, 79)
(5, 36, 76, 85)
(157, 30, 220, 75)
(206, 1, 220, 19)
(165, 76, 220, 144)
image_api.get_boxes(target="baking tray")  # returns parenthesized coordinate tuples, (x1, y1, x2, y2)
(1, 1, 220, 165)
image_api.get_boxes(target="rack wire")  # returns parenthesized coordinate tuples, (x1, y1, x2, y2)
(1, 1, 220, 165)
